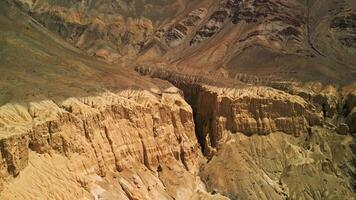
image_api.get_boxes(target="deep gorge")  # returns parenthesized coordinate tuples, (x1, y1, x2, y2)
(0, 66, 355, 199)
(0, 0, 356, 199)
(135, 65, 356, 199)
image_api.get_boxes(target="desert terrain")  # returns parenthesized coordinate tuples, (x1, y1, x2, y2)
(0, 0, 355, 199)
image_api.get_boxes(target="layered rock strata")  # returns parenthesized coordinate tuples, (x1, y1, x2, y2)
(136, 66, 355, 200)
(136, 66, 322, 156)
(11, 0, 189, 62)
(193, 85, 322, 156)
(158, 8, 208, 47)
(200, 126, 355, 200)
(0, 88, 223, 200)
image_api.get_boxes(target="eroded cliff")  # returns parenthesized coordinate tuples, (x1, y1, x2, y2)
(0, 88, 231, 200)
(136, 66, 356, 200)
(1, 0, 356, 199)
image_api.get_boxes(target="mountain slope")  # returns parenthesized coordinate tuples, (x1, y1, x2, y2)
(0, 2, 229, 199)
(0, 0, 355, 200)
(141, 0, 356, 84)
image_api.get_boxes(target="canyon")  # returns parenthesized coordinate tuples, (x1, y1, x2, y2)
(1, 0, 356, 199)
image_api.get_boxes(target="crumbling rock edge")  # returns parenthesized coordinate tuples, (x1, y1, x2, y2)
(135, 65, 356, 199)
(0, 66, 355, 199)
(0, 88, 229, 200)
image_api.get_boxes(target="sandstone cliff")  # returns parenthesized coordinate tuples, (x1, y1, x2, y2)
(193, 85, 322, 156)
(136, 66, 355, 199)
(0, 88, 230, 199)
(1, 0, 355, 199)
(0, 3, 230, 198)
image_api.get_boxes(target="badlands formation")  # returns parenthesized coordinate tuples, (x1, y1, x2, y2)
(1, 0, 356, 200)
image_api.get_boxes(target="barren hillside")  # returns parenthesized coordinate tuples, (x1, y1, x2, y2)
(0, 0, 355, 199)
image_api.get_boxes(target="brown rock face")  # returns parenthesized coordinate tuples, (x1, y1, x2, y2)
(347, 107, 356, 134)
(0, 134, 29, 177)
(0, 90, 213, 199)
(0, 3, 229, 198)
(193, 86, 322, 156)
(161, 8, 208, 47)
(136, 66, 355, 199)
(346, 90, 356, 111)
(136, 66, 322, 155)
(1, 0, 356, 199)
(345, 90, 356, 133)
(200, 127, 354, 200)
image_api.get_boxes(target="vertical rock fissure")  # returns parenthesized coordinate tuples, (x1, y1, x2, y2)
(163, 82, 208, 156)
(172, 82, 208, 156)
(103, 126, 123, 172)
(83, 119, 106, 176)
(134, 66, 213, 157)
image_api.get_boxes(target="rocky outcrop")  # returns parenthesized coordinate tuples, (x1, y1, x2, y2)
(346, 90, 356, 114)
(200, 126, 355, 200)
(190, 9, 230, 45)
(0, 133, 29, 178)
(158, 8, 207, 47)
(1, 0, 355, 199)
(135, 66, 322, 156)
(136, 66, 355, 199)
(189, 0, 305, 49)
(193, 86, 322, 156)
(346, 90, 356, 133)
(0, 89, 216, 199)
(280, 84, 340, 119)
(331, 11, 356, 48)
(0, 4, 229, 198)
(347, 108, 356, 133)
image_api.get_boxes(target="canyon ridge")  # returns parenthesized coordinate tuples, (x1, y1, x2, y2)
(0, 0, 355, 199)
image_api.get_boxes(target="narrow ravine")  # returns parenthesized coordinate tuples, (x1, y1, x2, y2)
(135, 65, 356, 200)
